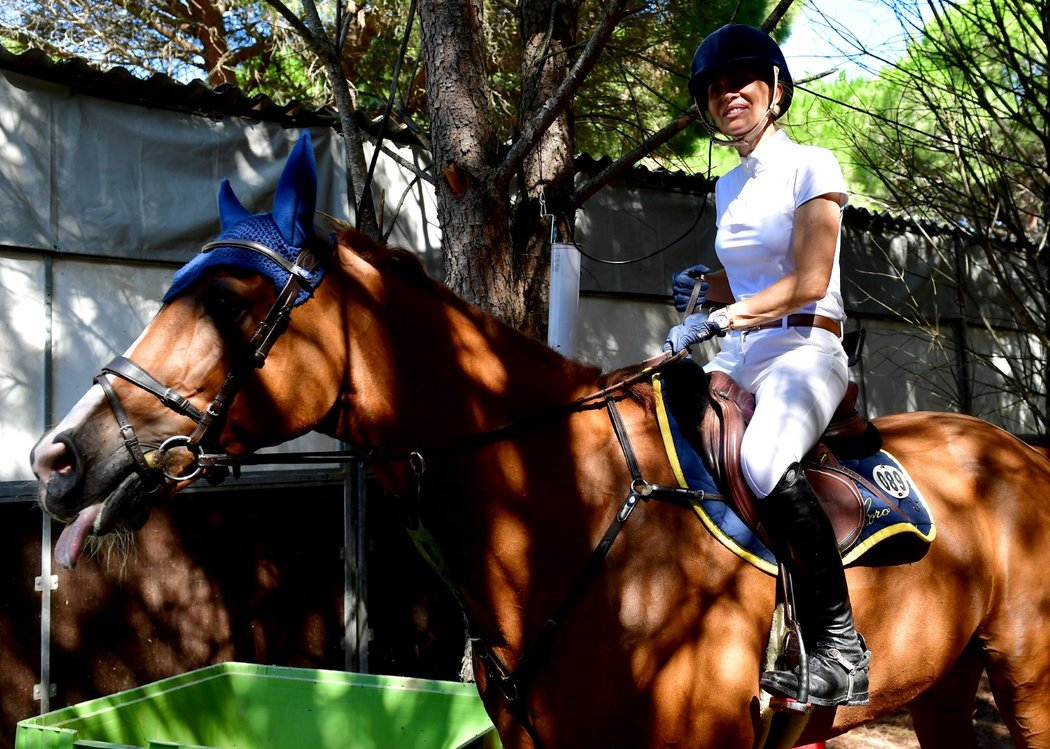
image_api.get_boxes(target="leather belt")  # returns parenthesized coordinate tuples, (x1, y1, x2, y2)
(748, 314, 843, 337)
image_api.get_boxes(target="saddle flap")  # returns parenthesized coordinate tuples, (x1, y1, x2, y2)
(700, 372, 758, 529)
(699, 372, 867, 554)
(803, 460, 866, 549)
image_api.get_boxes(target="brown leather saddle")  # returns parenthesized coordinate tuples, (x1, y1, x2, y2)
(699, 371, 884, 553)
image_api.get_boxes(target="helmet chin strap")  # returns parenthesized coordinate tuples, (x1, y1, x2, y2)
(701, 66, 782, 153)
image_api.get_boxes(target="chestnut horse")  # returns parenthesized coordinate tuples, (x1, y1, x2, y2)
(31, 137, 1050, 748)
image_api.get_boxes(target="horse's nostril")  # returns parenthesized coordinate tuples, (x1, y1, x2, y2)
(32, 431, 83, 500)
(35, 438, 65, 471)
(54, 448, 76, 476)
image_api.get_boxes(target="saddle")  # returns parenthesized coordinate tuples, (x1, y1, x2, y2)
(700, 371, 883, 552)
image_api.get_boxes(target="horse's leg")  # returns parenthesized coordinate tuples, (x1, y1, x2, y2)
(908, 641, 983, 749)
(981, 634, 1050, 748)
(972, 483, 1050, 748)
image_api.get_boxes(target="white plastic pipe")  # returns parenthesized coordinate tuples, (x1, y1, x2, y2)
(547, 242, 581, 357)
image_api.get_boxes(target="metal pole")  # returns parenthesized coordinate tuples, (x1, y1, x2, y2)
(343, 460, 369, 673)
(36, 254, 56, 712)
(35, 517, 57, 712)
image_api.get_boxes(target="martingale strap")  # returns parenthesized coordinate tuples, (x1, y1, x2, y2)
(475, 396, 705, 713)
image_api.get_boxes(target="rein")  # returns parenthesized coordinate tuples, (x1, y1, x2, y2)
(96, 229, 688, 490)
(194, 349, 692, 472)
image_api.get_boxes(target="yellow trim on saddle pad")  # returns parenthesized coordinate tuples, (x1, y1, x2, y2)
(653, 375, 779, 576)
(839, 452, 937, 565)
(653, 374, 937, 576)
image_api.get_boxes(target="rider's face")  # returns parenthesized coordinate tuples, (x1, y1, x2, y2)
(706, 70, 778, 138)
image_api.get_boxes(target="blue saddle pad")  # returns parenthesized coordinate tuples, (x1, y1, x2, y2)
(652, 375, 936, 576)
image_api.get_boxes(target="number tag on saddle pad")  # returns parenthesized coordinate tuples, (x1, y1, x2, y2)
(653, 374, 937, 576)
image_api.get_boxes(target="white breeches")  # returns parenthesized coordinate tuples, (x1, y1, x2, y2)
(703, 326, 849, 498)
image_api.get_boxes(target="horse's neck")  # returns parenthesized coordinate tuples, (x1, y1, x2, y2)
(414, 360, 656, 656)
(324, 259, 601, 475)
(367, 292, 596, 444)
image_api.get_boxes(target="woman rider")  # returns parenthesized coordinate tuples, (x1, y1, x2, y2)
(663, 23, 871, 708)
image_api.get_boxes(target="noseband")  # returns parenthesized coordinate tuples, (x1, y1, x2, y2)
(95, 238, 328, 492)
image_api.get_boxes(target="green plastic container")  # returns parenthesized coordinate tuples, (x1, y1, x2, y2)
(15, 662, 501, 749)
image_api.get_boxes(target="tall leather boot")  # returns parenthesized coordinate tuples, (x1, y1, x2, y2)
(757, 463, 871, 707)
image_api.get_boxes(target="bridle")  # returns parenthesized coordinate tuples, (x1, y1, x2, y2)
(94, 230, 692, 492)
(95, 237, 329, 493)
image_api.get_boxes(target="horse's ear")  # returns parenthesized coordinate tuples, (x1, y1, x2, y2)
(273, 131, 318, 247)
(217, 179, 252, 230)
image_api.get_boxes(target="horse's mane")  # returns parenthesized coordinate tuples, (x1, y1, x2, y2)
(597, 366, 657, 412)
(335, 226, 443, 295)
(334, 225, 605, 384)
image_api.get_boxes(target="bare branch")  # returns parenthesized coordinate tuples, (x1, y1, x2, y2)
(761, 0, 796, 34)
(570, 108, 700, 208)
(495, 0, 629, 188)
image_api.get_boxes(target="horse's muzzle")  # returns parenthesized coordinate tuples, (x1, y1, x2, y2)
(31, 429, 85, 521)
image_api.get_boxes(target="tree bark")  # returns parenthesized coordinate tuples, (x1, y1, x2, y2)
(512, 0, 580, 338)
(418, 0, 517, 323)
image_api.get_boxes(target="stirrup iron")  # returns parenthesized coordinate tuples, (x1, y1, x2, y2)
(769, 563, 813, 715)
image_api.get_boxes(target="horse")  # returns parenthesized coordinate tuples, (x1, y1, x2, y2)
(30, 135, 1050, 748)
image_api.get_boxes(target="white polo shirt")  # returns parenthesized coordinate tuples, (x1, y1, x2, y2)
(714, 128, 849, 321)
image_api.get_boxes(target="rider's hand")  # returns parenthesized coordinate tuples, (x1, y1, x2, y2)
(672, 264, 710, 313)
(663, 312, 725, 354)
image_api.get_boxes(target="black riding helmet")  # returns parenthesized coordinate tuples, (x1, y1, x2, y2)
(688, 24, 793, 119)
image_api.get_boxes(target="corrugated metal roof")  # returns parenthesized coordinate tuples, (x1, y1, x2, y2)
(1, 45, 340, 127)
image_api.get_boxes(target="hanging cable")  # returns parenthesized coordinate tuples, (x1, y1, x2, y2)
(564, 190, 710, 266)
(359, 0, 418, 229)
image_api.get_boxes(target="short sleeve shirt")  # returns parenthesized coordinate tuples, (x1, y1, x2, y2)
(713, 129, 849, 320)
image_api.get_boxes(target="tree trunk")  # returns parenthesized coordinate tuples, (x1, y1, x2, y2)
(418, 0, 518, 323)
(513, 0, 580, 339)
(192, 0, 236, 85)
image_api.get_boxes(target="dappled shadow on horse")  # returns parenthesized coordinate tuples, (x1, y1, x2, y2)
(31, 134, 1050, 748)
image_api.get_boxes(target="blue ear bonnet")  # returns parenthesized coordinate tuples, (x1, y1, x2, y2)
(163, 132, 328, 307)
(163, 211, 325, 306)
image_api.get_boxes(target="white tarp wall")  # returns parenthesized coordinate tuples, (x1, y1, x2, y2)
(573, 179, 1046, 438)
(1, 68, 442, 486)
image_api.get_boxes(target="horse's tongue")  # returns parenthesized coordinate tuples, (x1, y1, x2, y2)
(55, 504, 101, 570)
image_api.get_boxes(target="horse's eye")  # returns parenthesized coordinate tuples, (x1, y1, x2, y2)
(204, 286, 250, 327)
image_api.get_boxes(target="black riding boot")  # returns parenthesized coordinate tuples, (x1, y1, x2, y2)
(757, 463, 871, 707)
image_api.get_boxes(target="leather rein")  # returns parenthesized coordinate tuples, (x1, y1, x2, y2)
(97, 235, 695, 493)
